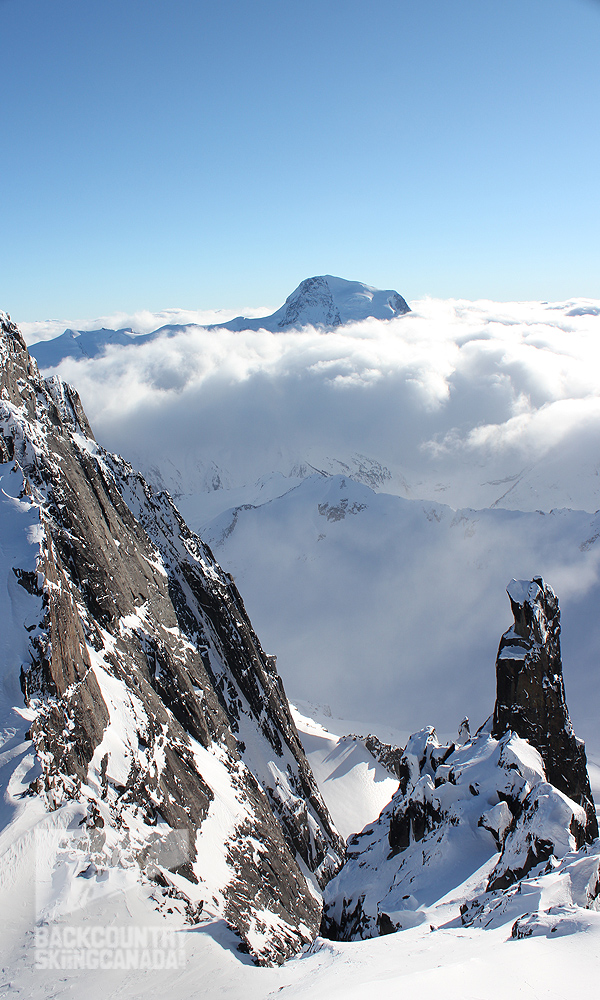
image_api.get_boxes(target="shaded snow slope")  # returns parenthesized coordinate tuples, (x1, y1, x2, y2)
(290, 706, 399, 841)
(200, 473, 600, 744)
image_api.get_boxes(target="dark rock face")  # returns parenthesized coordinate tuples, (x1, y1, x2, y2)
(362, 734, 408, 783)
(278, 276, 343, 328)
(492, 577, 598, 841)
(0, 313, 344, 965)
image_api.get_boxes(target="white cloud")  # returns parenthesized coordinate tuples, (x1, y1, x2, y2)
(29, 296, 600, 512)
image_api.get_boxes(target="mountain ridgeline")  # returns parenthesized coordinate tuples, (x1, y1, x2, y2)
(0, 313, 344, 965)
(29, 275, 410, 368)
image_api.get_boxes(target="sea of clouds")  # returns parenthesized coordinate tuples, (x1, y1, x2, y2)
(25, 297, 600, 513)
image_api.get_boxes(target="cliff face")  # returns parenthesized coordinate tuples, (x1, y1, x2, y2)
(0, 313, 344, 965)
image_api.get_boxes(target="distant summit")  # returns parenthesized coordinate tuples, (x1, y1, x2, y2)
(212, 275, 410, 332)
(29, 276, 410, 368)
(30, 326, 148, 367)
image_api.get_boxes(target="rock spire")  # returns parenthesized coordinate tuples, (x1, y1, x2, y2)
(492, 577, 597, 840)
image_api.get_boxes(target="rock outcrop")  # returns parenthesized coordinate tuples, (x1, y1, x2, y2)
(321, 577, 598, 942)
(492, 577, 597, 840)
(0, 313, 344, 965)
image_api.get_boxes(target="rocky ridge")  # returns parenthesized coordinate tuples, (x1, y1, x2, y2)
(0, 313, 344, 965)
(321, 577, 598, 941)
(492, 576, 597, 839)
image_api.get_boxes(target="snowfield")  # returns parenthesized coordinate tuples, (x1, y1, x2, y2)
(5, 908, 600, 999)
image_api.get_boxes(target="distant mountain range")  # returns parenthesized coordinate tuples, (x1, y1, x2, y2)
(29, 275, 410, 368)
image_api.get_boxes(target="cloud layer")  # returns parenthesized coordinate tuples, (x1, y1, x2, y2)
(30, 297, 600, 512)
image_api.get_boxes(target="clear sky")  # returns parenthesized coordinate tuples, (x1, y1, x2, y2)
(1, 0, 599, 320)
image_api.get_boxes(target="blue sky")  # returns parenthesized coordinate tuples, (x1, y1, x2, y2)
(1, 0, 599, 320)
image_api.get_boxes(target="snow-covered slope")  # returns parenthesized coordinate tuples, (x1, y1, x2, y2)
(198, 473, 600, 745)
(290, 706, 400, 841)
(5, 861, 600, 1000)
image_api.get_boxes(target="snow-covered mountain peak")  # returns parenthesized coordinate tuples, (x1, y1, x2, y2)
(216, 275, 410, 332)
(318, 275, 411, 323)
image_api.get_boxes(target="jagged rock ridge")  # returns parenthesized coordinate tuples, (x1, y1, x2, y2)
(0, 313, 344, 965)
(321, 577, 598, 942)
